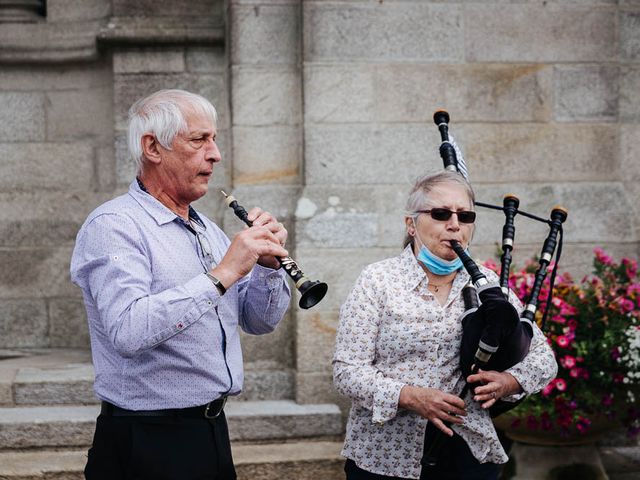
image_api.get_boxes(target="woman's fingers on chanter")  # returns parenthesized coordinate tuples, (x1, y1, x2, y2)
(431, 418, 454, 437)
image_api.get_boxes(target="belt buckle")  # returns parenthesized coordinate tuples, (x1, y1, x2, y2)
(204, 397, 227, 419)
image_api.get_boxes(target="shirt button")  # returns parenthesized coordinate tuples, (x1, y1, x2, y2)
(207, 301, 212, 306)
(177, 323, 184, 329)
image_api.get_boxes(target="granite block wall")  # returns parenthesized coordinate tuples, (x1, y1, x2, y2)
(0, 0, 637, 410)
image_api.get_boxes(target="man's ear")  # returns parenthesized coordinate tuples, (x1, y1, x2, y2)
(141, 134, 162, 165)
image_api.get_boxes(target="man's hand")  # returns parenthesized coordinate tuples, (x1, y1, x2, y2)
(246, 208, 288, 269)
(398, 385, 466, 437)
(467, 369, 522, 409)
(210, 217, 288, 289)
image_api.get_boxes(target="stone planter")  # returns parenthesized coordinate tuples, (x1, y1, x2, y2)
(493, 413, 616, 447)
(493, 414, 615, 479)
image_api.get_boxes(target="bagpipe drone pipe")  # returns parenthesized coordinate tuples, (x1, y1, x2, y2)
(421, 110, 568, 468)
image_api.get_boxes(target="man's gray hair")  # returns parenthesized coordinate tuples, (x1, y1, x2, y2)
(127, 89, 218, 171)
(403, 171, 475, 248)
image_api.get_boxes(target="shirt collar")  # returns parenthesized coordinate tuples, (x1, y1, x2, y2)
(128, 178, 205, 228)
(399, 244, 470, 293)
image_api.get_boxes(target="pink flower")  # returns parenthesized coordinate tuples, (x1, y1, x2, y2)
(560, 355, 577, 369)
(621, 299, 635, 313)
(542, 383, 555, 396)
(552, 314, 566, 324)
(569, 368, 581, 378)
(576, 417, 592, 433)
(594, 248, 614, 266)
(526, 415, 539, 430)
(622, 258, 638, 277)
(628, 284, 640, 297)
(567, 319, 578, 331)
(484, 259, 498, 271)
(556, 335, 570, 348)
(554, 378, 567, 391)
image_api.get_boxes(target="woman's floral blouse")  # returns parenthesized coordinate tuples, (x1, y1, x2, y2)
(333, 246, 558, 479)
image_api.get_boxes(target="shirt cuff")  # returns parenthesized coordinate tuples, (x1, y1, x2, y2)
(184, 273, 223, 310)
(503, 367, 528, 401)
(372, 377, 405, 424)
(252, 263, 287, 290)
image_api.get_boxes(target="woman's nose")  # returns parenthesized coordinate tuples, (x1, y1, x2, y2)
(446, 214, 461, 230)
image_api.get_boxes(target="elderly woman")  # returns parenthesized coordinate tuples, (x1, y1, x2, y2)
(333, 171, 557, 480)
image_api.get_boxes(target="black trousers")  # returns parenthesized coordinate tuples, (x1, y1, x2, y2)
(344, 434, 501, 480)
(84, 411, 236, 480)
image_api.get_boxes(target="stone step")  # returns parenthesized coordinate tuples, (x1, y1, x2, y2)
(0, 441, 344, 480)
(1, 349, 294, 405)
(13, 363, 97, 406)
(0, 400, 343, 449)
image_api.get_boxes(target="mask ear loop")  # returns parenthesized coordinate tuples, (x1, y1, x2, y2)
(410, 215, 427, 251)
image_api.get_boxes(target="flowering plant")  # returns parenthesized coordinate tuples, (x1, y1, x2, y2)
(485, 248, 640, 439)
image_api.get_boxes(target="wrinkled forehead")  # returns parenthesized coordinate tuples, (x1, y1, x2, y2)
(423, 183, 474, 210)
(181, 105, 217, 133)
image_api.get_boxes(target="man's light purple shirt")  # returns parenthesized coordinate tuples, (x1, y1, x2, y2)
(71, 180, 291, 410)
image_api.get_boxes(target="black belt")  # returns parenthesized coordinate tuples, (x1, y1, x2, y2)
(101, 397, 227, 419)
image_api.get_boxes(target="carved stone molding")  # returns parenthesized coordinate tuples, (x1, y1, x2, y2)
(0, 0, 45, 23)
(98, 16, 224, 48)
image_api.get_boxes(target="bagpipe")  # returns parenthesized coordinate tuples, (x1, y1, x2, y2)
(422, 111, 567, 467)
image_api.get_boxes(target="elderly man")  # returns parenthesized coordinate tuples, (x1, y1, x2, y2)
(71, 89, 291, 480)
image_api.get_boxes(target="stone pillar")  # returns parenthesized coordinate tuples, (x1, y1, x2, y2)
(98, 0, 229, 220)
(225, 0, 304, 397)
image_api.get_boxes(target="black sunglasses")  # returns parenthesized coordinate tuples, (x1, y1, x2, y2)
(415, 208, 476, 224)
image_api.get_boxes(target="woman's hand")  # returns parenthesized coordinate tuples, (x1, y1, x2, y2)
(398, 385, 466, 437)
(467, 369, 523, 409)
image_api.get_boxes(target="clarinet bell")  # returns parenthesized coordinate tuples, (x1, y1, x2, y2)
(297, 280, 329, 309)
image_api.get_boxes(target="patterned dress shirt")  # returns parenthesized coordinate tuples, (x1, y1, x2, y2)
(71, 180, 291, 410)
(333, 246, 557, 479)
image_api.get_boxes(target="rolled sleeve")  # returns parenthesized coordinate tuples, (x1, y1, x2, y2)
(238, 264, 290, 334)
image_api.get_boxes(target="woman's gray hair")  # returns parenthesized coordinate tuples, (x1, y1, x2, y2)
(403, 171, 475, 248)
(127, 89, 218, 172)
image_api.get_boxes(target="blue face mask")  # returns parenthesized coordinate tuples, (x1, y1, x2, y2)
(416, 244, 464, 276)
(411, 217, 467, 275)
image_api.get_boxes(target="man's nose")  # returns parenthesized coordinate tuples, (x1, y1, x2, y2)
(206, 139, 222, 163)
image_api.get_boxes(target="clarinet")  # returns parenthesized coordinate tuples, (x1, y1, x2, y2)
(221, 191, 328, 309)
(433, 110, 458, 172)
(500, 194, 519, 295)
(519, 206, 568, 333)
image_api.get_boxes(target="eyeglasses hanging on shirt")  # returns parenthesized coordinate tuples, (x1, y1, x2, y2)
(185, 217, 217, 271)
(134, 177, 217, 273)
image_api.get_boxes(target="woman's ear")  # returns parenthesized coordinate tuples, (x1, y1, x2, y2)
(405, 217, 416, 237)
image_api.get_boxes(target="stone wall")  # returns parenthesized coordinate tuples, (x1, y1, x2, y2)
(0, 0, 638, 408)
(289, 0, 640, 405)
